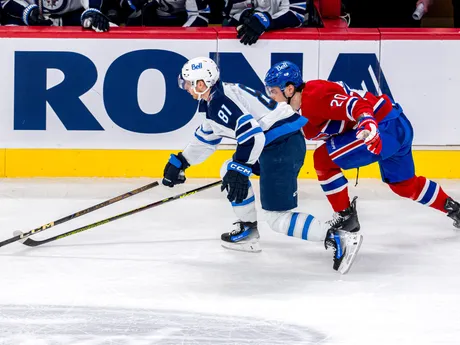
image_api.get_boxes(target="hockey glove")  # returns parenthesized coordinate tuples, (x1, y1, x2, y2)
(23, 5, 53, 26)
(356, 114, 382, 155)
(221, 161, 252, 204)
(81, 9, 110, 33)
(237, 12, 271, 46)
(162, 152, 190, 188)
(239, 9, 254, 25)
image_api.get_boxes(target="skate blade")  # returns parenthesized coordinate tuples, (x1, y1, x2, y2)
(338, 234, 363, 275)
(221, 240, 261, 253)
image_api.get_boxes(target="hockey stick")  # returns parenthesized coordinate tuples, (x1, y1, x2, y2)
(38, 0, 44, 19)
(0, 181, 159, 248)
(21, 180, 222, 247)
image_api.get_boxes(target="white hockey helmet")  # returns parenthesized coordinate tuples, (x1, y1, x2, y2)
(178, 57, 220, 99)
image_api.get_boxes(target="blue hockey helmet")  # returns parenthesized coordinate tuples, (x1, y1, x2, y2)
(264, 61, 303, 95)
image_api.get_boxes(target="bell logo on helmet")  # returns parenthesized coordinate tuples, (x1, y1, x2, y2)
(275, 62, 289, 71)
(191, 63, 203, 70)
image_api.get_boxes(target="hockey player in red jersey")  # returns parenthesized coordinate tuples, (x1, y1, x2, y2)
(264, 61, 460, 231)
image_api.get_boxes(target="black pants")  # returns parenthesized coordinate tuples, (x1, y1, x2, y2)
(126, 9, 188, 27)
(454, 0, 460, 27)
(347, 0, 420, 28)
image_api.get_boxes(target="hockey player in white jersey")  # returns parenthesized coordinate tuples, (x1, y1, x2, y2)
(1, 0, 110, 32)
(162, 57, 363, 274)
(224, 0, 306, 45)
(119, 0, 210, 27)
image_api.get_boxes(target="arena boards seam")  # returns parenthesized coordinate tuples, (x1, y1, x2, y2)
(1, 149, 459, 179)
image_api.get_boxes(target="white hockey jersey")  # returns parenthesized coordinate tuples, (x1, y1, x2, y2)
(224, 0, 305, 26)
(1, 0, 101, 16)
(183, 81, 307, 166)
(126, 0, 210, 27)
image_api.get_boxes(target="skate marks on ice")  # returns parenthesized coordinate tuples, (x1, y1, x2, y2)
(0, 305, 326, 345)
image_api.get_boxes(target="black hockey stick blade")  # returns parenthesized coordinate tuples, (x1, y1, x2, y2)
(0, 181, 159, 248)
(22, 180, 222, 247)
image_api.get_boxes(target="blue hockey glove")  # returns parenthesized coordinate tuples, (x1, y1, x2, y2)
(162, 153, 190, 188)
(81, 9, 110, 33)
(23, 5, 53, 26)
(237, 12, 271, 46)
(221, 161, 252, 204)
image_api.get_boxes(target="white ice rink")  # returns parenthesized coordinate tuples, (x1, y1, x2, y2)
(0, 178, 459, 345)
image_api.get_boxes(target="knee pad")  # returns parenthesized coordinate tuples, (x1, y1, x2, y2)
(263, 210, 294, 234)
(388, 176, 421, 200)
(263, 209, 325, 241)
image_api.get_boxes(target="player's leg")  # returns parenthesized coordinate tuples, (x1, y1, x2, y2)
(314, 143, 360, 233)
(219, 160, 261, 252)
(317, 130, 381, 232)
(259, 132, 324, 242)
(258, 131, 362, 274)
(314, 144, 350, 213)
(388, 174, 460, 228)
(381, 115, 460, 228)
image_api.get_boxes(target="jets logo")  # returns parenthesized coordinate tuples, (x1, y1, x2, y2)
(41, 0, 65, 12)
(44, 0, 62, 9)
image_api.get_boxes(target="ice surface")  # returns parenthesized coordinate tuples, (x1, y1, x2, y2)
(0, 178, 459, 345)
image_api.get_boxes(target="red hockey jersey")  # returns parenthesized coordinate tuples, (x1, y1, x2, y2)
(300, 80, 393, 140)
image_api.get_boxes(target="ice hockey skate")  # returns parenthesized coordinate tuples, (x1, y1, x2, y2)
(327, 196, 361, 233)
(445, 197, 460, 229)
(221, 221, 261, 253)
(324, 196, 363, 274)
(324, 228, 363, 274)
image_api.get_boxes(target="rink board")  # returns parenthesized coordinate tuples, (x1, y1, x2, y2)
(0, 27, 459, 178)
(3, 149, 460, 179)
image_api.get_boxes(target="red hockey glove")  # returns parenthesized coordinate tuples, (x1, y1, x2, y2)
(356, 115, 382, 155)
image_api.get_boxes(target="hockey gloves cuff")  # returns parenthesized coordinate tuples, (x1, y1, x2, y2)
(162, 152, 190, 188)
(221, 161, 252, 204)
(81, 8, 110, 33)
(237, 12, 271, 46)
(356, 114, 382, 155)
(23, 5, 53, 26)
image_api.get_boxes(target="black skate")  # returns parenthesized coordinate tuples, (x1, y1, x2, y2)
(325, 197, 362, 274)
(327, 196, 360, 232)
(324, 228, 363, 274)
(221, 221, 261, 253)
(445, 197, 460, 229)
